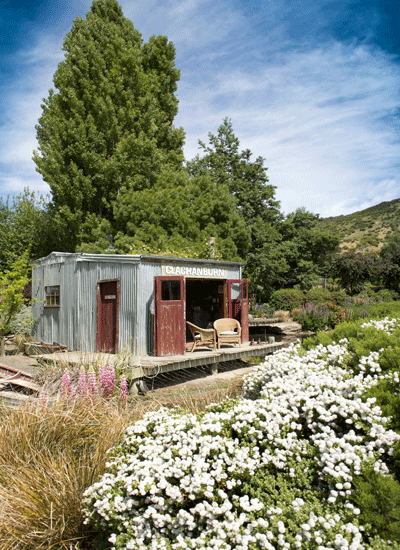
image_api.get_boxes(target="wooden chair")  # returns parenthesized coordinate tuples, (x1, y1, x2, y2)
(186, 322, 217, 352)
(213, 318, 241, 349)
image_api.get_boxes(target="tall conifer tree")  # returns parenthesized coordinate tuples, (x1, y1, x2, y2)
(33, 0, 185, 251)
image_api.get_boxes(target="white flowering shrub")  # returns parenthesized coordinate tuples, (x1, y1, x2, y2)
(83, 319, 400, 550)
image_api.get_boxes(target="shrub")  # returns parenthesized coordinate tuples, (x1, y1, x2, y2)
(328, 289, 349, 306)
(351, 468, 400, 541)
(83, 331, 400, 549)
(249, 303, 275, 318)
(367, 301, 400, 318)
(304, 287, 333, 304)
(268, 288, 305, 310)
(375, 288, 399, 301)
(291, 307, 302, 320)
(294, 302, 355, 332)
(9, 304, 34, 337)
(297, 302, 332, 332)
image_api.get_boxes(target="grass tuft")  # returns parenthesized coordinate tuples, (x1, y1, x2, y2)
(0, 398, 145, 549)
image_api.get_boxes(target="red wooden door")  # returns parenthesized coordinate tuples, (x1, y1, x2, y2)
(228, 279, 249, 342)
(154, 276, 185, 356)
(97, 280, 119, 353)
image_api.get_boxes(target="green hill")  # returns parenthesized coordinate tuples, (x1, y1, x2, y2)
(317, 198, 400, 253)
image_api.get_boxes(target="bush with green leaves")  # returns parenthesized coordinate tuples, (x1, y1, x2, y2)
(328, 289, 349, 306)
(292, 301, 364, 332)
(268, 288, 305, 311)
(304, 287, 333, 304)
(249, 303, 275, 318)
(9, 304, 34, 337)
(83, 317, 400, 549)
(0, 252, 30, 354)
(375, 288, 399, 301)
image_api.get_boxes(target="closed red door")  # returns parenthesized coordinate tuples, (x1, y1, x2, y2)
(228, 279, 249, 342)
(154, 276, 185, 356)
(97, 280, 119, 353)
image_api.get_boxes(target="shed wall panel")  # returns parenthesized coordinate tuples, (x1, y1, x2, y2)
(75, 260, 139, 354)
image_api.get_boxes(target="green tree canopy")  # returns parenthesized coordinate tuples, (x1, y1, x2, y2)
(278, 208, 340, 289)
(80, 169, 251, 260)
(186, 118, 281, 229)
(186, 118, 284, 295)
(0, 190, 53, 272)
(33, 0, 185, 251)
(331, 250, 378, 295)
(379, 231, 400, 293)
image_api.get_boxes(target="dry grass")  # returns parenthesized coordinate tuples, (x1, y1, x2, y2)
(0, 370, 244, 550)
(0, 398, 154, 550)
(147, 376, 244, 412)
(292, 307, 302, 319)
(274, 310, 290, 322)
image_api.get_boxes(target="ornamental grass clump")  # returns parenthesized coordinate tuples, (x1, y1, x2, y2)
(83, 317, 400, 550)
(0, 398, 138, 550)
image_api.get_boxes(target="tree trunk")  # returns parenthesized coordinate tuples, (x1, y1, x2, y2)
(0, 335, 5, 356)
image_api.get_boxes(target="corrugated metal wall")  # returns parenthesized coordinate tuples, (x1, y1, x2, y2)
(32, 254, 78, 348)
(73, 257, 140, 354)
(136, 260, 163, 356)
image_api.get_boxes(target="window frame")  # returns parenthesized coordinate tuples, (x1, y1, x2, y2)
(44, 285, 60, 307)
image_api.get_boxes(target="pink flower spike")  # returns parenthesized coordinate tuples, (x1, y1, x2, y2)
(99, 364, 117, 398)
(77, 365, 88, 397)
(87, 365, 98, 396)
(119, 374, 128, 403)
(60, 369, 73, 399)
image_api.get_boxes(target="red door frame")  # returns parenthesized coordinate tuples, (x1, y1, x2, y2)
(96, 279, 120, 353)
(227, 279, 249, 342)
(154, 276, 185, 356)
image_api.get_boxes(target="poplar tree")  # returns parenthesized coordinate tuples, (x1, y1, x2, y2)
(33, 0, 185, 251)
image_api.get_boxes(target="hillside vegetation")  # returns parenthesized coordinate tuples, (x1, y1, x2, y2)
(318, 198, 400, 253)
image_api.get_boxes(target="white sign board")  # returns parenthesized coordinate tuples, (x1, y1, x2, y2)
(161, 265, 227, 278)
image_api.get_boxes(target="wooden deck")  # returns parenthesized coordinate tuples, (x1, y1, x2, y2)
(37, 341, 286, 380)
(0, 363, 41, 409)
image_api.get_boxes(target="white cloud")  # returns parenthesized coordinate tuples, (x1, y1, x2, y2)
(0, 174, 50, 197)
(176, 41, 400, 216)
(121, 0, 247, 48)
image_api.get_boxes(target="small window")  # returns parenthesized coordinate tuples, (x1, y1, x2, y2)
(161, 280, 181, 301)
(45, 285, 60, 307)
(230, 282, 241, 300)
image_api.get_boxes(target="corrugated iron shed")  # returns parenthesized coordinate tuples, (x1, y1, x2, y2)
(32, 252, 245, 357)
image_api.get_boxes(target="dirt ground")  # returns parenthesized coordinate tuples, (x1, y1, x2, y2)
(0, 343, 40, 376)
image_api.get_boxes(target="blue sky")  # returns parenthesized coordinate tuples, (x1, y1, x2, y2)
(1, 0, 399, 217)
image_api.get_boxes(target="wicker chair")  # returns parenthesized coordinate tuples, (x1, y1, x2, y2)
(186, 321, 217, 352)
(213, 318, 241, 349)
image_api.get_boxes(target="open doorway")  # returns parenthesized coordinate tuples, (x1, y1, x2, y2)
(186, 279, 225, 329)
